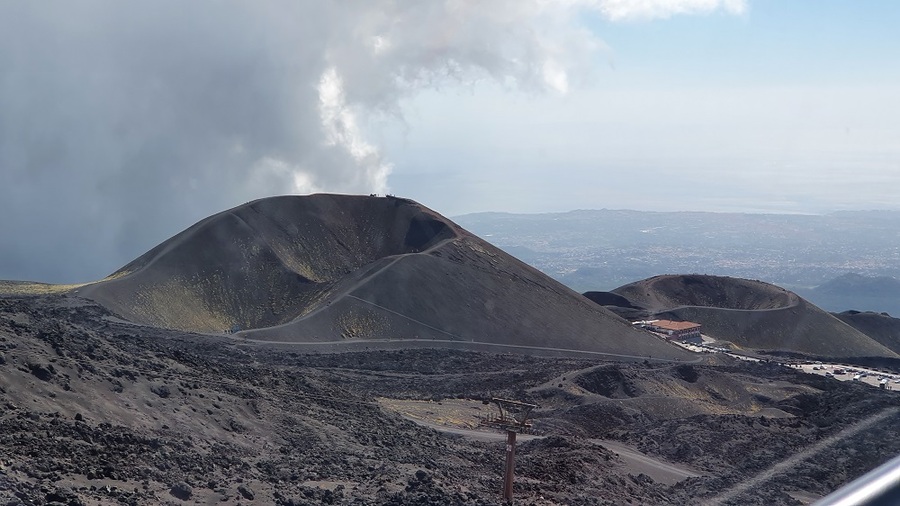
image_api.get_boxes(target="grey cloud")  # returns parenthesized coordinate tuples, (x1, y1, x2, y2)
(0, 1, 602, 283)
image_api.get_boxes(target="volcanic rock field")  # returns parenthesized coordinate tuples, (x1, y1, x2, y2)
(2, 195, 899, 505)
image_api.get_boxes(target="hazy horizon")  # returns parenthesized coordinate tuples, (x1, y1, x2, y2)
(451, 205, 900, 218)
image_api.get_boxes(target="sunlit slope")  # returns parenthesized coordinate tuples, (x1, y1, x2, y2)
(0, 281, 87, 296)
(81, 194, 690, 359)
(612, 275, 898, 358)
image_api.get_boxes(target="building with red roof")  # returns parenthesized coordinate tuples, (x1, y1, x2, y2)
(643, 319, 702, 342)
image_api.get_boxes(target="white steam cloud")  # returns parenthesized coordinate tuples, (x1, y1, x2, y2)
(567, 0, 747, 21)
(0, 0, 746, 282)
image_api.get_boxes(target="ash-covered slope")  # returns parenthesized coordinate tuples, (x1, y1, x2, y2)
(81, 195, 689, 358)
(80, 195, 455, 333)
(834, 311, 900, 355)
(611, 275, 897, 359)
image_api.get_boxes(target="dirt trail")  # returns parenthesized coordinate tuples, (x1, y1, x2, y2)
(589, 439, 702, 485)
(255, 236, 458, 331)
(232, 336, 704, 363)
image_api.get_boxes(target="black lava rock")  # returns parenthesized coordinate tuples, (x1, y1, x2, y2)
(238, 484, 255, 500)
(27, 362, 55, 381)
(169, 481, 192, 501)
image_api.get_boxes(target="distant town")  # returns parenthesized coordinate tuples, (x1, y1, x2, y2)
(455, 209, 900, 315)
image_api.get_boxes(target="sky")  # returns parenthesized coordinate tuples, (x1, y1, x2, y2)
(1, 0, 899, 283)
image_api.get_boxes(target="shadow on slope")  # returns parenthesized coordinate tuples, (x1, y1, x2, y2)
(582, 291, 650, 320)
(834, 311, 900, 355)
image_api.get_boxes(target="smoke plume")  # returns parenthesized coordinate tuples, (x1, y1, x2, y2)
(0, 0, 745, 282)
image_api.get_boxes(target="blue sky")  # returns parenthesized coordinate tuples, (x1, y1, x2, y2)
(591, 1, 900, 88)
(384, 1, 900, 215)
